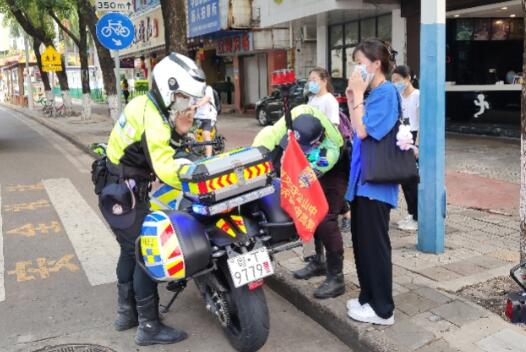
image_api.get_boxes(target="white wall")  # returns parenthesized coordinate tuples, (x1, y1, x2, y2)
(292, 24, 317, 79)
(316, 18, 328, 68)
(391, 9, 407, 65)
(260, 0, 378, 27)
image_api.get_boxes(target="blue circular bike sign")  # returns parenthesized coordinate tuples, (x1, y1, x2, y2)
(96, 12, 135, 51)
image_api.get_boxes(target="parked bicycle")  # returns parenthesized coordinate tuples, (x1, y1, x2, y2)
(44, 99, 67, 118)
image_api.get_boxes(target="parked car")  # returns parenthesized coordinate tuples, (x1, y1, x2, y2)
(255, 79, 307, 126)
(331, 77, 350, 116)
(255, 78, 349, 126)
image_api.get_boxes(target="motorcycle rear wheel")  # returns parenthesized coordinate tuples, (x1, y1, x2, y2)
(219, 263, 270, 352)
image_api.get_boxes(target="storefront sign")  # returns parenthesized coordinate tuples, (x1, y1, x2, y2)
(216, 32, 253, 55)
(187, 0, 221, 38)
(119, 6, 165, 56)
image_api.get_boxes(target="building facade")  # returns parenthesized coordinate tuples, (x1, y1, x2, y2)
(186, 0, 291, 112)
(402, 0, 522, 137)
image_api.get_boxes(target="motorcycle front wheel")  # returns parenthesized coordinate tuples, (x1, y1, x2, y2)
(212, 262, 270, 352)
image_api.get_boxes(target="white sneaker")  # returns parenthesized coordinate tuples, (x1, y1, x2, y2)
(398, 218, 418, 231)
(396, 215, 412, 227)
(347, 303, 394, 325)
(346, 298, 362, 311)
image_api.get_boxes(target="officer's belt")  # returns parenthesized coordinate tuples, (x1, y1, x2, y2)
(106, 160, 153, 181)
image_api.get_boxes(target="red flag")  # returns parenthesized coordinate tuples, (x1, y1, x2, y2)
(280, 131, 328, 242)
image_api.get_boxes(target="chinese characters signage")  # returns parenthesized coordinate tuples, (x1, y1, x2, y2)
(41, 46, 62, 72)
(119, 6, 164, 56)
(217, 32, 253, 55)
(188, 0, 221, 38)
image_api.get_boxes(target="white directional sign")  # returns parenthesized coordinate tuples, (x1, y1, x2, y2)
(95, 0, 133, 13)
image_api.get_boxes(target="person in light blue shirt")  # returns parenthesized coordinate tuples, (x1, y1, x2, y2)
(344, 39, 399, 326)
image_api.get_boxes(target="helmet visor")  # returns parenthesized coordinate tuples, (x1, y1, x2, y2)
(170, 92, 193, 113)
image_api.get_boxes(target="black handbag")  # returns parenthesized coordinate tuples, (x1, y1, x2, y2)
(360, 93, 419, 185)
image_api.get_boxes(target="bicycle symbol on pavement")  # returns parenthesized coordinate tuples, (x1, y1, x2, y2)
(96, 12, 135, 51)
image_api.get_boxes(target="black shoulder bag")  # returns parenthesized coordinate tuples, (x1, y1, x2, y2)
(360, 91, 419, 185)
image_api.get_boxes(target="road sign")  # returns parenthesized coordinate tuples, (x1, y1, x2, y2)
(95, 12, 135, 51)
(41, 46, 62, 72)
(95, 0, 133, 13)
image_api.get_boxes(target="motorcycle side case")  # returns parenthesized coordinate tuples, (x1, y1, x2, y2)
(140, 211, 211, 281)
(179, 147, 274, 205)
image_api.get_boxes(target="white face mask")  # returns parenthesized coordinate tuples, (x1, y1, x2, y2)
(355, 64, 375, 83)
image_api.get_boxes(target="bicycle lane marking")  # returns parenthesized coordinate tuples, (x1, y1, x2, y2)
(2, 183, 80, 286)
(1, 107, 91, 174)
(42, 178, 119, 286)
(0, 185, 5, 302)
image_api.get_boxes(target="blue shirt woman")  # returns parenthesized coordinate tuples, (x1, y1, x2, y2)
(345, 39, 399, 326)
(345, 82, 400, 208)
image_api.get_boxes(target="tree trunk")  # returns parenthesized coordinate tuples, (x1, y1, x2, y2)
(78, 6, 92, 120)
(521, 0, 526, 262)
(32, 39, 51, 97)
(160, 0, 188, 56)
(78, 0, 118, 120)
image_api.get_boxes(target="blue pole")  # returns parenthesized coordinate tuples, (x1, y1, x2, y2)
(418, 0, 446, 253)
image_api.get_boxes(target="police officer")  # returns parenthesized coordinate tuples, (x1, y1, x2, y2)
(99, 53, 206, 346)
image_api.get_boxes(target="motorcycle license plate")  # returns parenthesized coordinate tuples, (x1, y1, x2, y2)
(227, 247, 274, 288)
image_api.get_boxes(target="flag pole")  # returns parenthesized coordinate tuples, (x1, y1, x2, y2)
(271, 69, 296, 131)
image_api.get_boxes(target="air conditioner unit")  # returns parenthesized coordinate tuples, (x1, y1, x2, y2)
(301, 25, 316, 43)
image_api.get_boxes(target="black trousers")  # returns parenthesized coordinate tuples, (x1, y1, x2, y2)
(351, 196, 394, 319)
(401, 131, 419, 221)
(108, 200, 157, 300)
(314, 151, 350, 256)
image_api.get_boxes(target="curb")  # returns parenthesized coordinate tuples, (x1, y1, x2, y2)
(2, 104, 96, 158)
(266, 269, 398, 352)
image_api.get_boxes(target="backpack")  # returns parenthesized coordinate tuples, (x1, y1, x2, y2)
(212, 88, 222, 115)
(338, 110, 353, 142)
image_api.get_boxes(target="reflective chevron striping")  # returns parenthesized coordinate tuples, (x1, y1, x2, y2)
(43, 178, 119, 286)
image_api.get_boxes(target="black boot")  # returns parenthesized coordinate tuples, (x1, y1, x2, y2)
(313, 253, 345, 299)
(293, 254, 327, 280)
(114, 282, 138, 331)
(135, 294, 188, 346)
(294, 239, 326, 280)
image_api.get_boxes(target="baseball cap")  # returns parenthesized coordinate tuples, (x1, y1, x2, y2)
(99, 181, 136, 229)
(279, 114, 324, 152)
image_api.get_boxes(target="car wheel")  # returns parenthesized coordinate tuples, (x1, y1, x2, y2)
(257, 108, 269, 126)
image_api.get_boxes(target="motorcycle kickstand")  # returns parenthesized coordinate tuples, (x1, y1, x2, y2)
(160, 281, 187, 313)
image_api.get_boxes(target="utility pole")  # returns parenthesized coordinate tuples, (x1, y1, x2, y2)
(24, 35, 34, 110)
(418, 0, 446, 253)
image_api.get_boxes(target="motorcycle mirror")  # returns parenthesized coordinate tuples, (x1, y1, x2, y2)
(89, 143, 107, 157)
(510, 261, 526, 291)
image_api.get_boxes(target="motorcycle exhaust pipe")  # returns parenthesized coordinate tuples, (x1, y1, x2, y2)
(269, 240, 303, 255)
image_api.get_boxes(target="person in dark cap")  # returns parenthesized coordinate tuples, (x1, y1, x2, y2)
(252, 104, 349, 299)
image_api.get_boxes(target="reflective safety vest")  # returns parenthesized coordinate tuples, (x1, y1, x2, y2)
(106, 94, 188, 189)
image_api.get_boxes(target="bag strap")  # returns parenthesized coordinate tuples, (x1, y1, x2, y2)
(394, 88, 404, 124)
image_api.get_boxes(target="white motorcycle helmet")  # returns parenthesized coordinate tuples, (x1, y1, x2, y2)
(151, 52, 206, 112)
